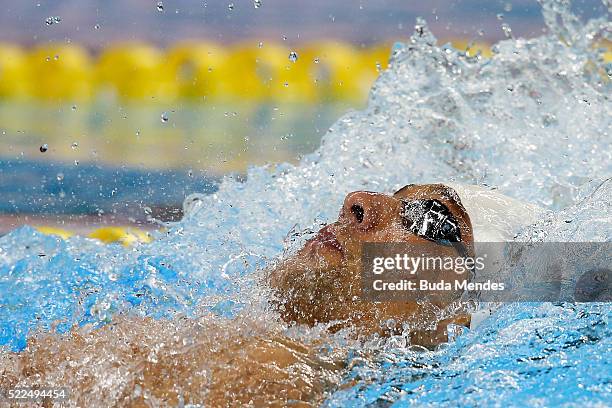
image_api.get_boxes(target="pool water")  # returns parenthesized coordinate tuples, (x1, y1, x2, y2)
(1, 0, 610, 406)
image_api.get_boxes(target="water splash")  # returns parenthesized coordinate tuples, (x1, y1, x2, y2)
(0, 0, 610, 405)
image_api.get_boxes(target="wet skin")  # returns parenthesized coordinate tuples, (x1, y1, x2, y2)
(1, 184, 476, 407)
(269, 183, 474, 345)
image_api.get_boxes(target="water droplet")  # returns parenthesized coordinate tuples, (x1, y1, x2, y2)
(157, 1, 164, 12)
(384, 318, 397, 330)
(228, 3, 234, 10)
(313, 57, 320, 64)
(504, 2, 512, 12)
(71, 142, 78, 150)
(160, 112, 169, 123)
(496, 13, 504, 20)
(258, 41, 264, 48)
(56, 173, 64, 181)
(45, 16, 61, 26)
(187, 169, 194, 177)
(94, 23, 100, 30)
(477, 29, 485, 36)
(288, 51, 298, 63)
(253, 0, 262, 8)
(39, 144, 48, 153)
(541, 113, 558, 127)
(74, 160, 79, 166)
(501, 23, 512, 38)
(71, 105, 77, 111)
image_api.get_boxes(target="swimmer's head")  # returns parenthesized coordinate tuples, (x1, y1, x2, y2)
(268, 183, 474, 339)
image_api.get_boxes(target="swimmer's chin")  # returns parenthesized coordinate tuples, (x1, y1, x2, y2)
(268, 257, 356, 324)
(266, 254, 468, 348)
(269, 259, 396, 334)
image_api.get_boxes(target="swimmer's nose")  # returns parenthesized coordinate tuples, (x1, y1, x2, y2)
(340, 191, 400, 230)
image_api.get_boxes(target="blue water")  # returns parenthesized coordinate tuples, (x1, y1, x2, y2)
(328, 302, 611, 407)
(1, 1, 610, 405)
(0, 158, 218, 214)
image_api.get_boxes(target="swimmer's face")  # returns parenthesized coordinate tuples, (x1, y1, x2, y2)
(268, 184, 474, 336)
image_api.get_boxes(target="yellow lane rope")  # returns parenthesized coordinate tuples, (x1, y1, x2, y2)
(35, 226, 153, 246)
(0, 40, 507, 103)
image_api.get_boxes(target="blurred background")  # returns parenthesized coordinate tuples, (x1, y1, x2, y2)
(0, 0, 608, 239)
